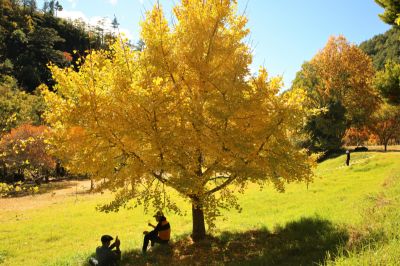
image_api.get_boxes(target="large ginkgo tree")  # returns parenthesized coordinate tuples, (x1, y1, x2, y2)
(43, 0, 314, 241)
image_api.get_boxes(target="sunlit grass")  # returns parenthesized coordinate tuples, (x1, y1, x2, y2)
(0, 152, 399, 265)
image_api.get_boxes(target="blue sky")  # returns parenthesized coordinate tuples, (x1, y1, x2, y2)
(38, 0, 390, 89)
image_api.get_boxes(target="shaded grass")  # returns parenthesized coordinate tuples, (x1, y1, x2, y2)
(0, 152, 399, 265)
(101, 217, 347, 266)
(0, 251, 7, 264)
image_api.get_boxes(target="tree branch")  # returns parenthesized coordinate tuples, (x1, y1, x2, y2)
(205, 19, 220, 62)
(205, 174, 237, 195)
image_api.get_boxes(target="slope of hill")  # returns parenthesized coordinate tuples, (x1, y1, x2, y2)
(0, 0, 107, 92)
(359, 27, 400, 71)
(0, 152, 399, 265)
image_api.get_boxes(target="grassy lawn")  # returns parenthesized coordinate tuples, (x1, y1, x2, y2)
(0, 152, 399, 265)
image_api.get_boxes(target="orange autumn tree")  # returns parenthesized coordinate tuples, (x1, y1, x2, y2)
(343, 127, 370, 147)
(368, 103, 400, 151)
(310, 36, 380, 126)
(43, 0, 314, 241)
(0, 124, 55, 183)
(292, 36, 380, 153)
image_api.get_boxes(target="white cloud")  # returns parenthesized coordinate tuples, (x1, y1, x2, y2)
(109, 0, 118, 5)
(58, 10, 87, 21)
(138, 0, 144, 3)
(57, 10, 134, 41)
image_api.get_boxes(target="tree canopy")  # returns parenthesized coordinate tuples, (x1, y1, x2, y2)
(0, 76, 44, 133)
(368, 102, 400, 151)
(43, 0, 315, 240)
(375, 0, 400, 25)
(0, 123, 55, 184)
(292, 36, 380, 152)
(0, 0, 112, 92)
(374, 60, 400, 104)
(359, 27, 400, 71)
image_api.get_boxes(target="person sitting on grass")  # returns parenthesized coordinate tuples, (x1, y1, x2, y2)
(89, 235, 121, 266)
(142, 211, 171, 254)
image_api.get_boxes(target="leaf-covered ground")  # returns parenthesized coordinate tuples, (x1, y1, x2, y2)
(116, 217, 347, 266)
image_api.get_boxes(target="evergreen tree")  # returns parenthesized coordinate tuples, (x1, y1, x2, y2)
(359, 28, 400, 70)
(375, 0, 400, 25)
(0, 0, 107, 91)
(375, 61, 400, 104)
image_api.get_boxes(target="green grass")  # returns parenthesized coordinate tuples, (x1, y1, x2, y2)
(0, 152, 399, 265)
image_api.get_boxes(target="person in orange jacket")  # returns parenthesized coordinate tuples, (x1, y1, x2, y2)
(142, 211, 171, 253)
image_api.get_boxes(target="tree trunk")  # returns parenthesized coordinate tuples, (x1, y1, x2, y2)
(384, 142, 388, 152)
(44, 169, 49, 183)
(192, 200, 206, 242)
(1, 161, 6, 182)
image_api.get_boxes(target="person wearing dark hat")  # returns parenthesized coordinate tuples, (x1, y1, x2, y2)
(90, 235, 121, 266)
(142, 211, 171, 253)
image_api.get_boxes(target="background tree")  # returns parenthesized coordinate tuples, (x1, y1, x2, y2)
(16, 27, 66, 91)
(374, 60, 400, 104)
(375, 0, 400, 25)
(42, 0, 49, 13)
(0, 0, 106, 91)
(43, 0, 315, 241)
(310, 36, 379, 126)
(368, 103, 400, 151)
(111, 16, 119, 31)
(359, 28, 400, 71)
(54, 1, 62, 17)
(0, 124, 55, 183)
(0, 76, 44, 133)
(302, 100, 347, 153)
(343, 127, 370, 147)
(47, 0, 55, 16)
(292, 36, 379, 153)
(28, 0, 36, 14)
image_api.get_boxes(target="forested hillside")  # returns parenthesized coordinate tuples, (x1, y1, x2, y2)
(0, 0, 109, 92)
(0, 0, 116, 188)
(359, 27, 400, 71)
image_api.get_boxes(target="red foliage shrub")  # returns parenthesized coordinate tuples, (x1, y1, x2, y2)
(0, 124, 55, 182)
(343, 127, 370, 146)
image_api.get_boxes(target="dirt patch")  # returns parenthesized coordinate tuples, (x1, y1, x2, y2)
(0, 180, 93, 212)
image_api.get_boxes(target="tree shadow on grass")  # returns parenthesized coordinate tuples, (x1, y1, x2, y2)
(103, 216, 348, 266)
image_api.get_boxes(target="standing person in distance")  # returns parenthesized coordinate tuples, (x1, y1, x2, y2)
(346, 150, 351, 166)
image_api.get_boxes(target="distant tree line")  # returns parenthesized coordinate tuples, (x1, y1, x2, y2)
(290, 0, 400, 157)
(0, 0, 117, 92)
(359, 27, 400, 71)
